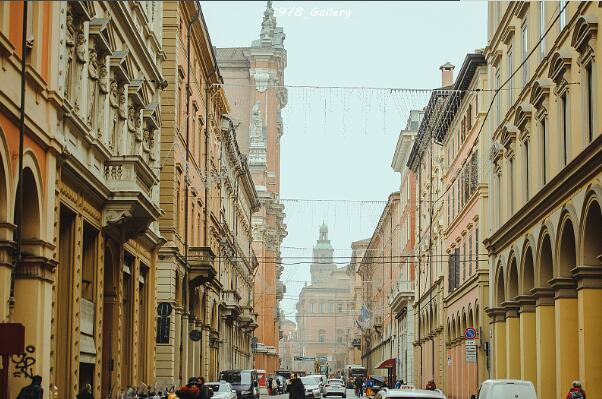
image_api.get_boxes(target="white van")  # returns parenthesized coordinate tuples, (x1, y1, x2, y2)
(476, 380, 537, 399)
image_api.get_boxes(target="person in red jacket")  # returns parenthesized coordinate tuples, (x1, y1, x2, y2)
(566, 381, 586, 399)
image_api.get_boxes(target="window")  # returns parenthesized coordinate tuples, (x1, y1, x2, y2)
(337, 303, 343, 312)
(496, 71, 502, 125)
(561, 94, 568, 165)
(539, 1, 545, 58)
(319, 330, 326, 343)
(462, 240, 467, 282)
(509, 157, 515, 215)
(468, 234, 473, 276)
(475, 228, 479, 271)
(524, 141, 530, 201)
(559, 0, 566, 30)
(586, 63, 594, 143)
(508, 46, 514, 106)
(541, 117, 548, 185)
(467, 105, 472, 130)
(522, 23, 529, 85)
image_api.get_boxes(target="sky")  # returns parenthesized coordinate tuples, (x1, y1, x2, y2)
(203, 1, 487, 321)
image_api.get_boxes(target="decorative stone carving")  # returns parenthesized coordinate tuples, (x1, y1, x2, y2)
(249, 101, 267, 166)
(65, 8, 75, 99)
(73, 29, 87, 111)
(87, 47, 99, 128)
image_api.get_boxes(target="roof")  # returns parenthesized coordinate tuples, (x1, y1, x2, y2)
(382, 388, 446, 398)
(434, 52, 486, 142)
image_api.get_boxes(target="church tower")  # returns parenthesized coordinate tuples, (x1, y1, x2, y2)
(310, 222, 336, 284)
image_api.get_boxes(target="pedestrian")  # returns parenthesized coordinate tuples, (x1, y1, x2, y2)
(286, 374, 304, 399)
(267, 377, 273, 396)
(198, 377, 213, 399)
(16, 375, 44, 399)
(354, 377, 363, 397)
(425, 380, 436, 391)
(566, 381, 586, 399)
(271, 377, 278, 395)
(77, 384, 93, 399)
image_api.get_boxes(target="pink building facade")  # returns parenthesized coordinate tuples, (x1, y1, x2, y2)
(439, 53, 490, 399)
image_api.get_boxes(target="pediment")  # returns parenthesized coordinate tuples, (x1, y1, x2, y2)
(110, 50, 131, 84)
(71, 1, 95, 22)
(571, 15, 598, 53)
(514, 102, 535, 130)
(89, 18, 115, 55)
(501, 25, 515, 46)
(128, 79, 147, 107)
(529, 78, 554, 108)
(548, 49, 574, 84)
(501, 124, 519, 150)
(143, 102, 160, 130)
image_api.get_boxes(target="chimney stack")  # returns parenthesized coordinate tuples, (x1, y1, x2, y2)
(440, 62, 455, 87)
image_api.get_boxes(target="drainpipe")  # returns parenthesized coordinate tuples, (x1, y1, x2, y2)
(11, 0, 29, 305)
(183, 8, 200, 382)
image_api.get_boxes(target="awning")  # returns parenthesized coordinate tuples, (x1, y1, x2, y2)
(375, 358, 396, 369)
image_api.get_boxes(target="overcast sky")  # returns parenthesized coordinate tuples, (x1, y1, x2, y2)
(203, 1, 487, 321)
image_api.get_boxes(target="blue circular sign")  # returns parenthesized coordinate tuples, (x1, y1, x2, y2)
(464, 327, 477, 339)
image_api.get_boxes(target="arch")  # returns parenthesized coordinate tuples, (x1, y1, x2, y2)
(461, 309, 467, 336)
(548, 49, 573, 84)
(571, 15, 598, 53)
(0, 127, 10, 222)
(556, 212, 578, 277)
(16, 167, 41, 242)
(474, 302, 480, 327)
(495, 261, 506, 306)
(536, 228, 554, 288)
(468, 306, 475, 331)
(506, 255, 519, 301)
(580, 190, 602, 266)
(521, 244, 536, 295)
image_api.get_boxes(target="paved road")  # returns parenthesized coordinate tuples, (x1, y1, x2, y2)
(266, 388, 360, 399)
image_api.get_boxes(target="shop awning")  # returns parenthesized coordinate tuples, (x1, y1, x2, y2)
(375, 358, 396, 369)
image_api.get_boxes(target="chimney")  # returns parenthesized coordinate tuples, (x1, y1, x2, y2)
(440, 62, 455, 87)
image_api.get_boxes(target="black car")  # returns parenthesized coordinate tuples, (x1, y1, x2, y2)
(219, 369, 260, 399)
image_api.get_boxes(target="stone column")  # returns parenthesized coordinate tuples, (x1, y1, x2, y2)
(574, 266, 602, 399)
(0, 223, 15, 321)
(516, 295, 537, 386)
(552, 277, 579, 398)
(532, 288, 556, 399)
(11, 256, 56, 394)
(488, 308, 506, 379)
(181, 312, 190, 381)
(503, 302, 521, 379)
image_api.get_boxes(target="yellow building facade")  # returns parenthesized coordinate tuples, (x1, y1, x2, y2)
(1, 2, 166, 398)
(157, 1, 259, 386)
(484, 2, 602, 398)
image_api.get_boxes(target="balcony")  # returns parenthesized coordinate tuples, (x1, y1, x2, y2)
(221, 289, 242, 318)
(188, 246, 217, 287)
(389, 281, 416, 312)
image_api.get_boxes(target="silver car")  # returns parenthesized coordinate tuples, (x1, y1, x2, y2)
(323, 379, 346, 398)
(301, 376, 322, 399)
(206, 382, 238, 399)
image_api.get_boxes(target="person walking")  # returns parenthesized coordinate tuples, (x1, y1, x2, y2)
(425, 380, 436, 391)
(286, 374, 304, 399)
(271, 377, 278, 395)
(566, 381, 586, 399)
(77, 384, 93, 399)
(354, 377, 363, 398)
(16, 375, 44, 399)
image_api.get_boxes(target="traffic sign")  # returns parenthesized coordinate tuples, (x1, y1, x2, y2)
(465, 340, 477, 346)
(464, 327, 477, 339)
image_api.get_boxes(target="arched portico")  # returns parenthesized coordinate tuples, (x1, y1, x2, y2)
(518, 244, 537, 385)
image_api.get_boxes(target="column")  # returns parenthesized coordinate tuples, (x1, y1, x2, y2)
(10, 256, 56, 395)
(517, 296, 537, 386)
(533, 288, 556, 399)
(552, 278, 579, 398)
(488, 308, 506, 379)
(0, 224, 15, 321)
(575, 267, 602, 399)
(504, 303, 521, 380)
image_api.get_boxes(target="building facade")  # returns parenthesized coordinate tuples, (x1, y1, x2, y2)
(438, 53, 489, 399)
(407, 65, 454, 390)
(484, 2, 602, 398)
(278, 316, 297, 371)
(296, 224, 355, 374)
(157, 1, 259, 386)
(346, 238, 370, 367)
(1, 2, 165, 398)
(389, 110, 423, 385)
(357, 193, 400, 378)
(215, 1, 288, 374)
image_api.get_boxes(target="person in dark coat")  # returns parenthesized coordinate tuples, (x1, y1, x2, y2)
(16, 375, 44, 399)
(77, 384, 93, 399)
(286, 374, 305, 399)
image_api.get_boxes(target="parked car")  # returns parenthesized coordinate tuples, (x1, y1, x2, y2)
(219, 369, 260, 399)
(323, 379, 346, 398)
(301, 376, 322, 399)
(206, 382, 237, 399)
(475, 380, 537, 399)
(374, 387, 446, 399)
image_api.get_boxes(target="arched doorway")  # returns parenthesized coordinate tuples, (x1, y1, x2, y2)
(101, 245, 118, 399)
(555, 216, 579, 395)
(535, 232, 556, 399)
(493, 264, 507, 379)
(0, 131, 10, 321)
(519, 246, 537, 384)
(578, 196, 602, 397)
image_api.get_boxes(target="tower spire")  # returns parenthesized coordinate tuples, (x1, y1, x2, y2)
(260, 1, 276, 47)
